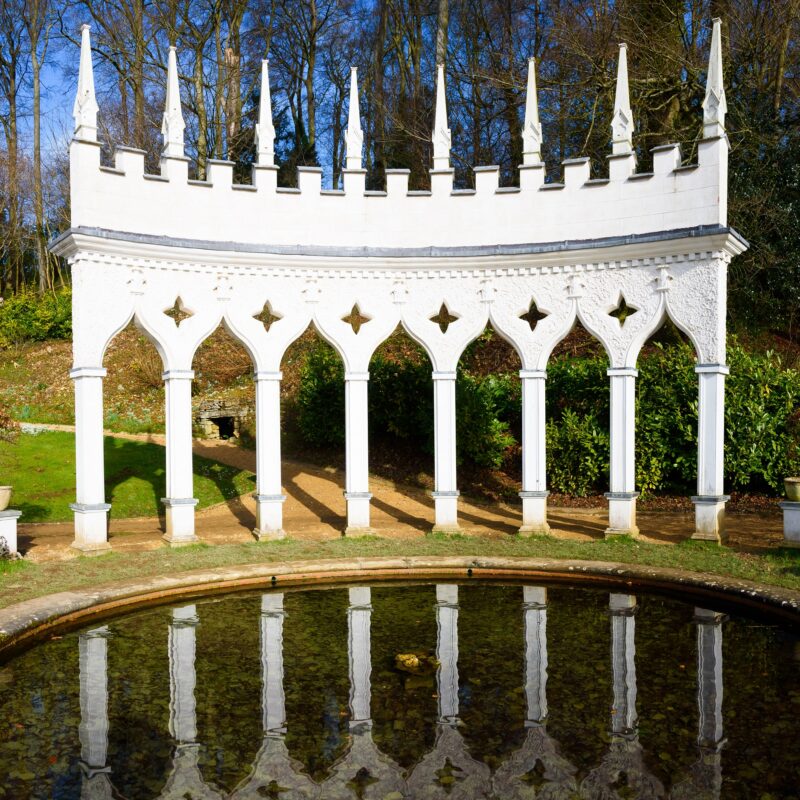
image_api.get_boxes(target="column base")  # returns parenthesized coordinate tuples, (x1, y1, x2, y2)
(604, 492, 640, 538)
(691, 495, 729, 543)
(0, 510, 21, 558)
(344, 526, 379, 538)
(254, 494, 286, 540)
(344, 491, 372, 533)
(70, 503, 111, 554)
(518, 491, 550, 536)
(162, 498, 199, 546)
(431, 490, 460, 533)
(779, 502, 800, 547)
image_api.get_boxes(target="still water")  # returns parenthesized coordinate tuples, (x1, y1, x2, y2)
(0, 583, 799, 799)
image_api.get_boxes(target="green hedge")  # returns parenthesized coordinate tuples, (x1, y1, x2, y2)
(0, 288, 72, 347)
(295, 338, 800, 497)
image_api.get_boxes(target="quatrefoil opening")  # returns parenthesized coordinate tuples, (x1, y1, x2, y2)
(609, 294, 638, 327)
(254, 301, 282, 332)
(430, 302, 459, 333)
(520, 299, 548, 331)
(342, 303, 371, 334)
(164, 297, 193, 328)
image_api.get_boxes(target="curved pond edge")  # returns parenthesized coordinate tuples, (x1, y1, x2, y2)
(2, 555, 800, 659)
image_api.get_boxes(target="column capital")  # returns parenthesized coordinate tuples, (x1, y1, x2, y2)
(162, 369, 195, 381)
(432, 370, 457, 381)
(254, 370, 283, 381)
(607, 367, 638, 378)
(344, 371, 370, 381)
(695, 363, 729, 375)
(70, 366, 107, 379)
(519, 369, 547, 379)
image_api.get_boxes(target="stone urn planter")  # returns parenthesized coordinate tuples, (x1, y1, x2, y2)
(785, 478, 800, 502)
(0, 486, 11, 512)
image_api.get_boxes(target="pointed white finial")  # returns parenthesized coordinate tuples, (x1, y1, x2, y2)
(522, 57, 542, 165)
(73, 24, 98, 141)
(255, 59, 276, 166)
(611, 43, 633, 154)
(703, 18, 727, 137)
(432, 63, 451, 170)
(345, 67, 364, 170)
(162, 46, 185, 158)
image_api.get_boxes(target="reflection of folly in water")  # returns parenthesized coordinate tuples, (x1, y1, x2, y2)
(75, 588, 727, 799)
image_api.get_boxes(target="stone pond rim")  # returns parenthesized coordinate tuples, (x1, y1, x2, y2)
(1, 556, 800, 660)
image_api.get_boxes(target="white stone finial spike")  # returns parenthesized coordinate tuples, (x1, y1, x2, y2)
(522, 57, 542, 165)
(703, 18, 727, 138)
(345, 67, 364, 170)
(432, 63, 452, 170)
(255, 59, 276, 166)
(73, 24, 99, 141)
(162, 46, 185, 158)
(611, 43, 633, 155)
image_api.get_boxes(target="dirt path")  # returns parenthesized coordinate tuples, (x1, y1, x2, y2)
(17, 424, 784, 562)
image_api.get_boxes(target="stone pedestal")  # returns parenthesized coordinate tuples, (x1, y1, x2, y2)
(779, 501, 800, 547)
(0, 510, 21, 558)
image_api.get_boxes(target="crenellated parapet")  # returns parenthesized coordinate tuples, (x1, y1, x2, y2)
(63, 21, 732, 253)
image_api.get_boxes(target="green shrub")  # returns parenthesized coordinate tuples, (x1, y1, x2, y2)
(0, 288, 72, 346)
(296, 344, 345, 446)
(546, 410, 609, 495)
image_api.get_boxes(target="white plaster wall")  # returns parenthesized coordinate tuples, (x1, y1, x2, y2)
(68, 138, 727, 252)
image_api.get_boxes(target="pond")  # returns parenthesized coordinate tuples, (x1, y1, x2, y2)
(0, 582, 799, 799)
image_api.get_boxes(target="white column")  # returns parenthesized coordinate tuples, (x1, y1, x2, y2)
(695, 608, 724, 750)
(348, 587, 372, 726)
(780, 500, 800, 547)
(71, 367, 111, 553)
(169, 604, 199, 745)
(693, 364, 729, 542)
(162, 370, 199, 545)
(79, 627, 110, 775)
(523, 586, 548, 725)
(344, 372, 373, 535)
(432, 372, 459, 532)
(519, 370, 550, 534)
(253, 372, 286, 540)
(436, 584, 459, 724)
(261, 593, 286, 734)
(605, 368, 639, 537)
(609, 593, 637, 736)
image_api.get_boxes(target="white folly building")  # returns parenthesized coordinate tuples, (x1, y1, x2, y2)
(51, 21, 746, 554)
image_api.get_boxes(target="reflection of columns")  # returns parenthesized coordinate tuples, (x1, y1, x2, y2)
(519, 371, 550, 535)
(169, 604, 199, 744)
(670, 609, 725, 800)
(71, 367, 111, 553)
(162, 370, 199, 545)
(695, 608, 724, 750)
(523, 586, 548, 725)
(253, 372, 286, 540)
(344, 374, 373, 535)
(348, 587, 372, 724)
(692, 364, 729, 543)
(261, 593, 286, 733)
(79, 627, 111, 773)
(609, 593, 637, 736)
(432, 372, 460, 532)
(606, 368, 639, 537)
(492, 588, 578, 799)
(436, 584, 459, 723)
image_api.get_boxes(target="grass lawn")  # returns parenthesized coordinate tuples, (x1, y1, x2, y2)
(0, 430, 254, 522)
(1, 535, 800, 612)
